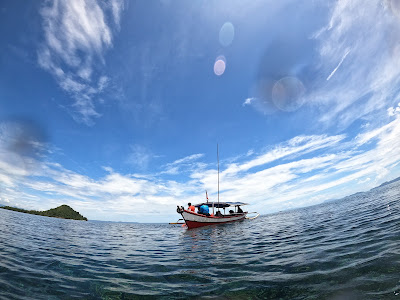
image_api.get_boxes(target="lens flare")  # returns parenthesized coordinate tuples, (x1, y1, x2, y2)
(219, 22, 235, 47)
(272, 77, 305, 112)
(390, 0, 400, 18)
(0, 118, 48, 173)
(214, 56, 226, 76)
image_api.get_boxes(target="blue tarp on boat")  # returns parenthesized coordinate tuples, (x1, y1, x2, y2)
(194, 202, 248, 208)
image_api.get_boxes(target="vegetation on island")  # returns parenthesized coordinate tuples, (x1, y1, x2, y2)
(1, 204, 88, 221)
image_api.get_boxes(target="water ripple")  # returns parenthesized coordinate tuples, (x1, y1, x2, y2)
(0, 182, 400, 299)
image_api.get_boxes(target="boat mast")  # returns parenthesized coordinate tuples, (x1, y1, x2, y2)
(217, 143, 220, 211)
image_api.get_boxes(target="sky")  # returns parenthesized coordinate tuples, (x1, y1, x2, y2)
(1, 0, 400, 222)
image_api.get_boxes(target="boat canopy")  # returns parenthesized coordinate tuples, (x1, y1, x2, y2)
(194, 202, 248, 208)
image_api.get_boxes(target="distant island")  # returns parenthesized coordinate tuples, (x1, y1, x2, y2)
(375, 175, 400, 189)
(0, 204, 88, 221)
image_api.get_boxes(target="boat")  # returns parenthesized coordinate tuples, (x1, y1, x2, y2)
(176, 202, 249, 229)
(172, 144, 258, 229)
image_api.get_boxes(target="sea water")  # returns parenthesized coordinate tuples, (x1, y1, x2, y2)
(0, 181, 399, 299)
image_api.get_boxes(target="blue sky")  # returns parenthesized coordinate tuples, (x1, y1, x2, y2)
(1, 0, 400, 222)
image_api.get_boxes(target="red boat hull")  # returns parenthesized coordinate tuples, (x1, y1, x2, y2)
(180, 210, 247, 229)
(185, 218, 246, 229)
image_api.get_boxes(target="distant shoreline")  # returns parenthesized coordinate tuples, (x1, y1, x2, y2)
(0, 205, 88, 221)
(1, 176, 399, 223)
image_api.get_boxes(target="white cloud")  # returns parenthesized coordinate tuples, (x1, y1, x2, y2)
(312, 0, 400, 128)
(243, 98, 255, 106)
(126, 144, 153, 170)
(110, 0, 124, 28)
(355, 121, 393, 146)
(37, 0, 124, 125)
(161, 153, 205, 175)
(169, 153, 204, 165)
(242, 96, 277, 115)
(388, 102, 400, 116)
(1, 118, 400, 222)
(221, 134, 345, 177)
(244, 0, 400, 132)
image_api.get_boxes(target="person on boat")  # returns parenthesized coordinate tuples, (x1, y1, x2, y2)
(187, 202, 195, 212)
(237, 206, 243, 213)
(215, 210, 223, 217)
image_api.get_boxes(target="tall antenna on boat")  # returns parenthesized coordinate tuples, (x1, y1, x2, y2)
(217, 143, 220, 211)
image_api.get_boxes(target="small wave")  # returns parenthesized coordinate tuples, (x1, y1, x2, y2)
(0, 183, 399, 299)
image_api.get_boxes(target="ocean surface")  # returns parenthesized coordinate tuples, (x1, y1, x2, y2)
(0, 181, 399, 300)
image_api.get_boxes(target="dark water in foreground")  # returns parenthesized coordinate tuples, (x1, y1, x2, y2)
(0, 182, 399, 299)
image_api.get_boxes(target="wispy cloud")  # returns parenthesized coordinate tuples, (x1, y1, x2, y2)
(388, 102, 400, 116)
(162, 153, 205, 175)
(37, 0, 124, 125)
(213, 118, 400, 212)
(244, 0, 400, 131)
(2, 117, 400, 222)
(126, 144, 153, 170)
(313, 0, 400, 128)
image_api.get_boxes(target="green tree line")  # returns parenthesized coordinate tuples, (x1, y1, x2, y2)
(1, 204, 88, 221)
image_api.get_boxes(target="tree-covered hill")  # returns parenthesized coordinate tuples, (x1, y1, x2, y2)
(1, 205, 88, 221)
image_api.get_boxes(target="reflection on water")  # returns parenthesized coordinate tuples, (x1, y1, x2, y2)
(0, 180, 399, 299)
